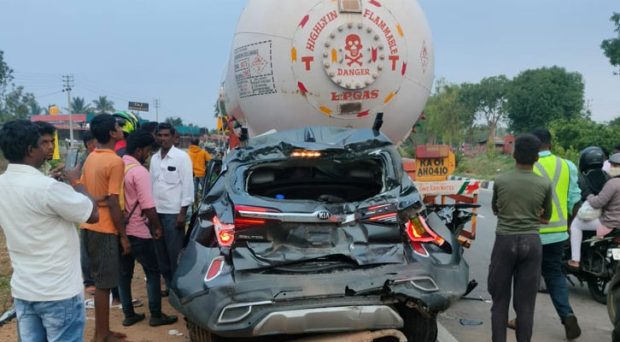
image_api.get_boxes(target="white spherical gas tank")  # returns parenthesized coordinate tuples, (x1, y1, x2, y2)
(222, 0, 434, 145)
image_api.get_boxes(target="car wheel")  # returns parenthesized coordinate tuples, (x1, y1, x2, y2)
(399, 306, 438, 342)
(587, 277, 609, 305)
(186, 318, 227, 342)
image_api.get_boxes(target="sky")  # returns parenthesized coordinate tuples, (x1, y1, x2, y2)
(0, 0, 618, 129)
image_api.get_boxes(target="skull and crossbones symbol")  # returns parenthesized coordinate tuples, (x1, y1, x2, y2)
(344, 34, 363, 67)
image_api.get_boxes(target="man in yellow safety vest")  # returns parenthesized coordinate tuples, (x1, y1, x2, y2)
(531, 128, 582, 340)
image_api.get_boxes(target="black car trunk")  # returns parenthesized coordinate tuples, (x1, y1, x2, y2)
(246, 158, 383, 202)
(230, 155, 407, 272)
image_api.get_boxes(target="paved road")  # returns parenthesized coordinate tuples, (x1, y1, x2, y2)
(439, 189, 614, 341)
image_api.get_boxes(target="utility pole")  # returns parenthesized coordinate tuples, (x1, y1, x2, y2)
(154, 99, 160, 122)
(62, 75, 75, 146)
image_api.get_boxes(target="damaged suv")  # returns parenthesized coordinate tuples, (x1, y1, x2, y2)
(170, 126, 472, 342)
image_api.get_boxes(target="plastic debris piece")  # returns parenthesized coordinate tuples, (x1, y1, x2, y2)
(84, 298, 95, 309)
(459, 318, 483, 326)
(0, 306, 16, 326)
(168, 329, 183, 336)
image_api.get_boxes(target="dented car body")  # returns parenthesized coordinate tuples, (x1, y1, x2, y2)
(170, 127, 471, 341)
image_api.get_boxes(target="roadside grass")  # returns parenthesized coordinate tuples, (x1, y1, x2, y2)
(0, 231, 12, 313)
(455, 153, 514, 180)
(0, 154, 11, 313)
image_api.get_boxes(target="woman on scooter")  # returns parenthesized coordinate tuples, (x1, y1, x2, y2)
(569, 152, 620, 269)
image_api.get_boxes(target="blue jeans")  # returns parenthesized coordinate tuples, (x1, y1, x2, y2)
(194, 177, 204, 198)
(15, 294, 84, 342)
(154, 214, 185, 288)
(118, 236, 162, 318)
(541, 240, 574, 321)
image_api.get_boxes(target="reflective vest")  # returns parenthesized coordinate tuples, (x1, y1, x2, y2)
(534, 154, 570, 234)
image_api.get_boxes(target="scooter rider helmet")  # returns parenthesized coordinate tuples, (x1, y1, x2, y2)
(113, 111, 139, 135)
(579, 146, 606, 173)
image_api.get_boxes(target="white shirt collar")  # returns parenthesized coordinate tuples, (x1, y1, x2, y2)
(7, 163, 44, 175)
(159, 146, 180, 160)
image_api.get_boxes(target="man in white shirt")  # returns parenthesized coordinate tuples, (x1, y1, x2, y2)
(0, 120, 98, 342)
(150, 123, 194, 289)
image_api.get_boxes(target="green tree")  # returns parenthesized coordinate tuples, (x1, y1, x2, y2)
(549, 118, 620, 153)
(165, 116, 184, 127)
(461, 75, 510, 145)
(601, 12, 620, 73)
(423, 80, 476, 146)
(92, 96, 115, 114)
(0, 51, 12, 94)
(1, 87, 37, 121)
(506, 66, 585, 133)
(0, 51, 15, 118)
(69, 96, 92, 114)
(29, 101, 43, 115)
(609, 116, 620, 127)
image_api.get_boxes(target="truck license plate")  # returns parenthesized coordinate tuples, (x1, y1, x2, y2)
(612, 248, 620, 260)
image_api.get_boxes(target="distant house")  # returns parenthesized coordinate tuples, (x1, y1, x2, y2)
(30, 113, 91, 144)
(462, 134, 515, 156)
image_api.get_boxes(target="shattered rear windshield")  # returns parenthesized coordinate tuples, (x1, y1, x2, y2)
(245, 157, 385, 202)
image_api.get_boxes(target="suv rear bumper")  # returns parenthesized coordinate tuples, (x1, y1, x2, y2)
(170, 255, 469, 338)
(170, 291, 406, 337)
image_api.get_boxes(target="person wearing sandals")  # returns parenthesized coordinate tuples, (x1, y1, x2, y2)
(489, 134, 553, 342)
(568, 152, 620, 268)
(0, 120, 99, 342)
(118, 130, 178, 328)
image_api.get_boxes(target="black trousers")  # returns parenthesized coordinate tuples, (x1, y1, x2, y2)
(488, 234, 542, 342)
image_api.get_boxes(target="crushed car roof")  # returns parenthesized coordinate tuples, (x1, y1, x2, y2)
(228, 127, 394, 163)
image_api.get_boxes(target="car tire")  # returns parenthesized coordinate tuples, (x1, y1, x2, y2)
(399, 306, 438, 342)
(186, 318, 227, 342)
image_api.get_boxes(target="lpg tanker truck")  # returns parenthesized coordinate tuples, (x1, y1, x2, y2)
(171, 1, 476, 341)
(219, 0, 433, 144)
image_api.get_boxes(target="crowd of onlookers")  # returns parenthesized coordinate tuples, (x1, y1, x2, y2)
(4, 114, 620, 342)
(0, 113, 211, 342)
(490, 128, 620, 342)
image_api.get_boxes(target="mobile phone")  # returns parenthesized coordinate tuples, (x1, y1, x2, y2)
(65, 148, 80, 170)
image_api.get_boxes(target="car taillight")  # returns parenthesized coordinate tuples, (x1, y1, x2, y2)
(234, 205, 279, 229)
(369, 212, 398, 223)
(235, 205, 279, 213)
(213, 216, 235, 247)
(234, 218, 267, 229)
(204, 256, 224, 282)
(359, 203, 399, 223)
(406, 215, 446, 257)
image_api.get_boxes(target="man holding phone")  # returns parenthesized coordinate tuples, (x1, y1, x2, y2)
(0, 120, 99, 341)
(149, 123, 194, 290)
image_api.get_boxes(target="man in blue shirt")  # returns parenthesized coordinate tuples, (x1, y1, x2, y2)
(519, 128, 582, 340)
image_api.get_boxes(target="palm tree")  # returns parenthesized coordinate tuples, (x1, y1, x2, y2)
(69, 97, 92, 114)
(29, 102, 43, 115)
(92, 96, 115, 114)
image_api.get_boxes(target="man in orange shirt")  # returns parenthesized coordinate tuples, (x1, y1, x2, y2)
(80, 114, 130, 342)
(187, 139, 212, 197)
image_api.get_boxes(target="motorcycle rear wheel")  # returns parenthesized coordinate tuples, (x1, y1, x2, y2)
(587, 277, 609, 304)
